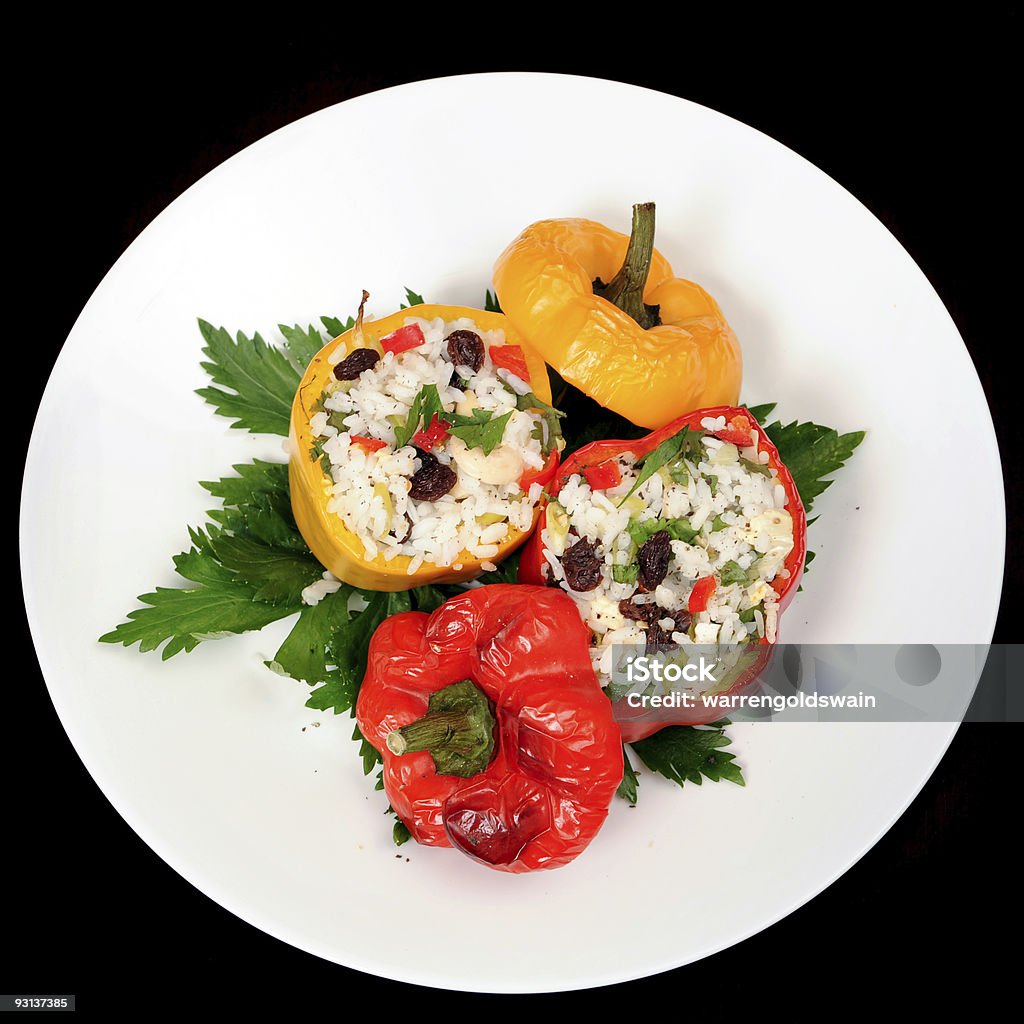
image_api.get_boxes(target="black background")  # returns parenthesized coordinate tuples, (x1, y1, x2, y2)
(9, 16, 1020, 1012)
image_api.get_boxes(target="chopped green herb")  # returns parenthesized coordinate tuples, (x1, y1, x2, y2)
(449, 408, 513, 456)
(620, 426, 704, 506)
(741, 457, 773, 477)
(612, 563, 640, 585)
(394, 384, 447, 448)
(626, 517, 698, 548)
(711, 515, 729, 532)
(718, 560, 748, 586)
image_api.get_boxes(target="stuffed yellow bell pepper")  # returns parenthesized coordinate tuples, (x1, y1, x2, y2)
(290, 302, 555, 592)
(493, 203, 741, 430)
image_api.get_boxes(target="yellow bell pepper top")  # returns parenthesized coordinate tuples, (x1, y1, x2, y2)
(290, 303, 551, 592)
(493, 204, 742, 430)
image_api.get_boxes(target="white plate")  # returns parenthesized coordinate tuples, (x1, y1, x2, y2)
(20, 74, 1003, 992)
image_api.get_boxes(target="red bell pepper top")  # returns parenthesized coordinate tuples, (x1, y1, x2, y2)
(488, 344, 531, 384)
(380, 323, 425, 355)
(355, 585, 623, 872)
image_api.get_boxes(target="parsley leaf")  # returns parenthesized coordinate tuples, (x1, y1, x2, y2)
(629, 721, 745, 787)
(764, 419, 866, 513)
(743, 402, 777, 425)
(617, 747, 639, 805)
(612, 563, 639, 585)
(393, 820, 412, 846)
(448, 408, 513, 456)
(195, 319, 299, 435)
(394, 384, 446, 448)
(718, 560, 748, 586)
(304, 590, 412, 714)
(400, 287, 425, 308)
(278, 323, 325, 371)
(268, 586, 353, 684)
(202, 461, 306, 551)
(507, 386, 566, 456)
(321, 314, 355, 339)
(619, 426, 704, 506)
(206, 533, 323, 604)
(99, 538, 302, 659)
(484, 289, 502, 313)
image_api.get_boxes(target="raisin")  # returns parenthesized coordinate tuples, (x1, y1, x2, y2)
(618, 599, 660, 624)
(560, 537, 603, 592)
(637, 530, 672, 591)
(445, 330, 485, 373)
(409, 450, 457, 502)
(333, 347, 380, 381)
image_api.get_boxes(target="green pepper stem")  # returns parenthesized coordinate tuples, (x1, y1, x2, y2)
(386, 679, 496, 778)
(593, 203, 662, 330)
(388, 710, 478, 755)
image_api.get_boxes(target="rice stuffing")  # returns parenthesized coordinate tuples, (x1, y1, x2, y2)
(538, 421, 795, 681)
(306, 316, 553, 570)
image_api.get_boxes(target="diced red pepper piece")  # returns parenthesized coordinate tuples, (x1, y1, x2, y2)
(350, 435, 388, 453)
(519, 449, 559, 491)
(380, 323, 425, 355)
(489, 344, 531, 384)
(688, 575, 717, 613)
(582, 459, 622, 490)
(712, 414, 753, 447)
(411, 413, 451, 452)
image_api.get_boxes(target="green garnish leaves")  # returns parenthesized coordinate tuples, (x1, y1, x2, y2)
(206, 533, 323, 604)
(394, 384, 447, 448)
(400, 287, 425, 308)
(278, 323, 325, 371)
(484, 289, 502, 313)
(393, 820, 412, 846)
(617, 747, 640, 805)
(501, 382, 566, 456)
(619, 426, 705, 506)
(449, 408, 513, 456)
(195, 319, 299, 435)
(321, 314, 355, 339)
(270, 586, 353, 685)
(629, 721, 745, 788)
(303, 590, 412, 715)
(764, 418, 866, 513)
(711, 514, 729, 532)
(743, 402, 777, 425)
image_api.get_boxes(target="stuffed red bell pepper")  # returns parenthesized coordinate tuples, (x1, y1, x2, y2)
(519, 407, 806, 739)
(355, 585, 623, 872)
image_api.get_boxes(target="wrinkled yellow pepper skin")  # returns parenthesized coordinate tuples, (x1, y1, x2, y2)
(493, 218, 742, 430)
(290, 304, 551, 592)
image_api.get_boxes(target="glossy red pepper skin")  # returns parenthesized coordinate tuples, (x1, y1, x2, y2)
(519, 406, 806, 740)
(518, 449, 559, 491)
(355, 585, 623, 872)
